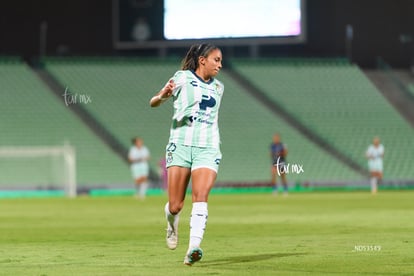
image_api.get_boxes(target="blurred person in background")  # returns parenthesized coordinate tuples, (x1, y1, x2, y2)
(366, 136, 384, 195)
(128, 137, 150, 199)
(270, 133, 288, 196)
(158, 157, 168, 191)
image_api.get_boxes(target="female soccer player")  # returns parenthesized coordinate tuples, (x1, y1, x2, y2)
(365, 136, 384, 195)
(149, 44, 223, 265)
(270, 133, 288, 196)
(128, 137, 150, 199)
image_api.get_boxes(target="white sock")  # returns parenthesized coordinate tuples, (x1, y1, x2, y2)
(139, 182, 148, 198)
(165, 202, 179, 231)
(189, 202, 208, 248)
(370, 177, 377, 193)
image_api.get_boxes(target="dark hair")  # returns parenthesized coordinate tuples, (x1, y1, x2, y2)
(131, 136, 142, 144)
(181, 43, 220, 71)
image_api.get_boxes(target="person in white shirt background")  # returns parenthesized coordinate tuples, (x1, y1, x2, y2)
(365, 136, 384, 195)
(128, 137, 150, 199)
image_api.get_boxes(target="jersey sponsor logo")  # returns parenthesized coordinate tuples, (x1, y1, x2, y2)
(186, 95, 217, 126)
(189, 80, 217, 93)
(188, 114, 214, 125)
(199, 94, 216, 111)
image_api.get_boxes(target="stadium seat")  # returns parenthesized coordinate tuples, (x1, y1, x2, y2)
(231, 58, 414, 180)
(0, 59, 130, 188)
(44, 57, 363, 183)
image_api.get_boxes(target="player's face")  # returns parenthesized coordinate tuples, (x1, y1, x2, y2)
(135, 139, 143, 148)
(201, 49, 222, 77)
(373, 137, 380, 146)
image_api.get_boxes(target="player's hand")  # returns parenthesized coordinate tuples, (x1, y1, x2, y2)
(160, 79, 175, 99)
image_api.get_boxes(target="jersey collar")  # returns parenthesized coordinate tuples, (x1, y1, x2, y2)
(190, 70, 214, 84)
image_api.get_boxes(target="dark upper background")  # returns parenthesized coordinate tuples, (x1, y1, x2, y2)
(1, 0, 413, 68)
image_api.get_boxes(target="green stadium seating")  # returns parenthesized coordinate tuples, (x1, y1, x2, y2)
(3, 57, 412, 189)
(231, 59, 414, 180)
(44, 58, 178, 182)
(44, 58, 362, 183)
(0, 60, 130, 187)
(408, 84, 414, 96)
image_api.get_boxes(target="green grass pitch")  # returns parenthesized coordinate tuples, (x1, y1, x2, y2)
(1, 191, 413, 275)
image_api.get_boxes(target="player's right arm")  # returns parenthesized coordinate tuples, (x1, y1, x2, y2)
(149, 79, 176, 107)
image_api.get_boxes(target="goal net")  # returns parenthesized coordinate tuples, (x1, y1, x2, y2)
(0, 144, 76, 197)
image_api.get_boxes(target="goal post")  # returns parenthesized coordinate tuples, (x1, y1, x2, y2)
(0, 144, 77, 198)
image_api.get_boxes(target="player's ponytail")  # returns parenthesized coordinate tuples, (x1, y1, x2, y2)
(181, 43, 219, 71)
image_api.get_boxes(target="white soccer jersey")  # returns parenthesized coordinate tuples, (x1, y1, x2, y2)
(366, 144, 384, 172)
(366, 144, 384, 161)
(165, 70, 224, 148)
(129, 146, 150, 164)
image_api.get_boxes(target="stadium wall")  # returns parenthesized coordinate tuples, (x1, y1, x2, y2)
(1, 0, 413, 67)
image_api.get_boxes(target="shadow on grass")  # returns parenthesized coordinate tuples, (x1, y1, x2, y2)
(199, 252, 307, 266)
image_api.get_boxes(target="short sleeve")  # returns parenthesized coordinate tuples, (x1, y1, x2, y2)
(169, 71, 187, 96)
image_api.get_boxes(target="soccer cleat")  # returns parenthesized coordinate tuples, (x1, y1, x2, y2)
(166, 225, 178, 250)
(183, 247, 203, 266)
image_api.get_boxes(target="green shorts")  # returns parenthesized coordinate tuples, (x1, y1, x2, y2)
(165, 143, 222, 173)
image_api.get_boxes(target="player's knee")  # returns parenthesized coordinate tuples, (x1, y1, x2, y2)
(169, 201, 184, 215)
